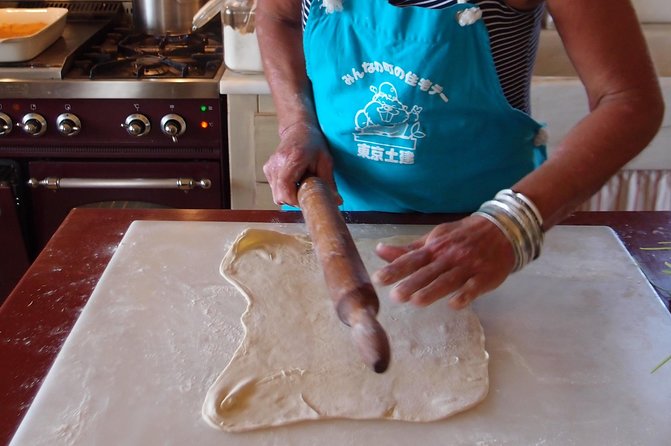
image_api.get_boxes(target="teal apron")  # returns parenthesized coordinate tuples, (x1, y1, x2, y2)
(303, 0, 546, 212)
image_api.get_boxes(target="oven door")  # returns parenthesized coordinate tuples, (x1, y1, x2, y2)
(0, 160, 30, 301)
(27, 160, 224, 251)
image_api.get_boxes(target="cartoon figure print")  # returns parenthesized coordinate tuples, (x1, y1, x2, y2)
(354, 82, 425, 142)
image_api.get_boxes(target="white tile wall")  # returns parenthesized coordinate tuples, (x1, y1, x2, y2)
(632, 0, 671, 23)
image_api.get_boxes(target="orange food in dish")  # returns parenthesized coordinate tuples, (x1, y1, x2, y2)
(0, 22, 47, 39)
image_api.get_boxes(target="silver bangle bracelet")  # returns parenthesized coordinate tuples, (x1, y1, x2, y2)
(481, 199, 536, 262)
(473, 210, 523, 271)
(499, 189, 544, 230)
(495, 189, 544, 257)
(473, 189, 545, 272)
(491, 193, 541, 260)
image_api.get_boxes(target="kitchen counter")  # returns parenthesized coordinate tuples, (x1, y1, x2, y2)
(220, 70, 269, 95)
(1, 209, 670, 443)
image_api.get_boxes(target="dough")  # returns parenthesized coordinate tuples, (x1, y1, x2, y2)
(202, 229, 489, 432)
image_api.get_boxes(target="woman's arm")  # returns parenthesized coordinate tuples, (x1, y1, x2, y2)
(256, 0, 313, 133)
(514, 0, 665, 227)
(256, 0, 339, 206)
(374, 0, 664, 309)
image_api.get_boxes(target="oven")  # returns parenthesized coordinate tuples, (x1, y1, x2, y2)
(0, 160, 30, 300)
(3, 97, 227, 251)
(0, 0, 228, 295)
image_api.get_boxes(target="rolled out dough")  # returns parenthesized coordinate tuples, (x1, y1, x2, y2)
(202, 229, 489, 432)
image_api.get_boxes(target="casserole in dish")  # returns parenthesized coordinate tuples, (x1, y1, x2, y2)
(0, 8, 68, 62)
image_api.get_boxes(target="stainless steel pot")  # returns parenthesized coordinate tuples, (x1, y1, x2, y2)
(132, 0, 207, 35)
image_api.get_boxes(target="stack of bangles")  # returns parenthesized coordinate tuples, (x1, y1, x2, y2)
(473, 189, 544, 272)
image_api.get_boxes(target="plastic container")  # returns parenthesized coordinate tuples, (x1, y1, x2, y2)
(222, 1, 262, 73)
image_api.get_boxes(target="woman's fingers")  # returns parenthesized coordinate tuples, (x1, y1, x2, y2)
(407, 266, 470, 307)
(263, 123, 333, 207)
(375, 236, 427, 263)
(373, 216, 516, 309)
(447, 272, 501, 310)
(275, 162, 304, 206)
(390, 262, 467, 306)
(395, 267, 503, 310)
(264, 154, 295, 206)
(373, 247, 432, 285)
(375, 242, 411, 263)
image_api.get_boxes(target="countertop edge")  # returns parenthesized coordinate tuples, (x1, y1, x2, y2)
(219, 70, 270, 95)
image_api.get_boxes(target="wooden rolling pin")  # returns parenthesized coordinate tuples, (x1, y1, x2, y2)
(297, 176, 391, 373)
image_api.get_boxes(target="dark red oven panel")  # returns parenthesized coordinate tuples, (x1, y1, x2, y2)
(0, 174, 30, 299)
(0, 98, 224, 158)
(28, 160, 224, 250)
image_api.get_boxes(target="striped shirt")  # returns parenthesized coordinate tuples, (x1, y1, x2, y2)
(302, 0, 544, 113)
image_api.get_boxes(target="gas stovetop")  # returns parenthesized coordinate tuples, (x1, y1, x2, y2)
(0, 1, 224, 99)
(68, 27, 223, 80)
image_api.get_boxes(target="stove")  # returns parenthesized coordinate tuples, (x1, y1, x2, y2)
(69, 28, 223, 80)
(0, 1, 224, 93)
(0, 0, 229, 294)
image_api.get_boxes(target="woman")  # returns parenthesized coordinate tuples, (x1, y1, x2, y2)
(257, 0, 664, 309)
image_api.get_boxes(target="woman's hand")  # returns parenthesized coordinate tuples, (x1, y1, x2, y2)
(263, 123, 340, 207)
(256, 0, 337, 207)
(373, 215, 516, 310)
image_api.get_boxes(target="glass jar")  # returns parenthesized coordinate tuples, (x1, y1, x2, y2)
(222, 0, 262, 73)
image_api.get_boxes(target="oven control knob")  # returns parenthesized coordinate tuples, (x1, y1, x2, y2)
(0, 112, 12, 136)
(56, 113, 82, 136)
(160, 114, 186, 143)
(122, 113, 151, 137)
(22, 113, 47, 137)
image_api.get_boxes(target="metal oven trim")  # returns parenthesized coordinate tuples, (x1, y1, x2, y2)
(0, 65, 225, 99)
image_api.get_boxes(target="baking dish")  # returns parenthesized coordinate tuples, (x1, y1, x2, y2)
(0, 7, 68, 62)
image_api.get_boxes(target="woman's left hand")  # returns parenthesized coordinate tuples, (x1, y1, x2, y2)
(372, 215, 516, 309)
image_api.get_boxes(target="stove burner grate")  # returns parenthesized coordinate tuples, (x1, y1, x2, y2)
(119, 33, 208, 58)
(68, 27, 223, 80)
(89, 55, 185, 78)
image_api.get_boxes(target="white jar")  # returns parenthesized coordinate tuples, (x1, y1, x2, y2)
(223, 26, 263, 73)
(222, 2, 263, 73)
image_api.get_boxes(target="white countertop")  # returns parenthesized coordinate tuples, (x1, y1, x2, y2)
(220, 69, 269, 95)
(10, 222, 671, 445)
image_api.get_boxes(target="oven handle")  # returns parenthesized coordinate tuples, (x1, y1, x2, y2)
(27, 177, 212, 190)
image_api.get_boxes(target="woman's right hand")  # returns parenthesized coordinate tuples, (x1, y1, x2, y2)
(263, 122, 341, 207)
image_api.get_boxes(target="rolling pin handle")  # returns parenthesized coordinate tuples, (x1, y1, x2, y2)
(350, 307, 391, 373)
(298, 175, 392, 373)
